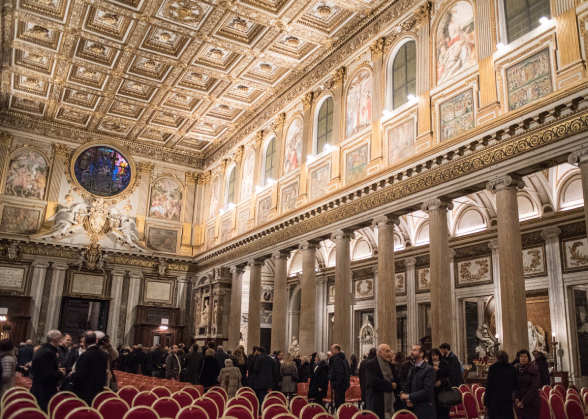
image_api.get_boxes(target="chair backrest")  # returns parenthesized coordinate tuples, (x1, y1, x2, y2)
(172, 391, 194, 408)
(132, 391, 158, 408)
(54, 399, 88, 419)
(300, 403, 326, 419)
(262, 397, 285, 412)
(92, 392, 119, 409)
(459, 385, 471, 394)
(151, 397, 181, 419)
(1, 399, 37, 419)
(262, 403, 289, 419)
(152, 386, 172, 398)
(208, 387, 228, 404)
(567, 393, 582, 404)
(267, 392, 288, 406)
(350, 411, 380, 419)
(391, 410, 418, 419)
(227, 397, 254, 414)
(290, 396, 308, 417)
(224, 405, 255, 419)
(236, 388, 256, 397)
(118, 387, 139, 407)
(63, 407, 103, 419)
(206, 391, 226, 414)
(177, 405, 211, 419)
(1, 389, 29, 407)
(312, 413, 334, 419)
(340, 403, 360, 419)
(554, 385, 566, 399)
(551, 389, 564, 401)
(183, 387, 202, 400)
(273, 414, 298, 419)
(194, 397, 220, 419)
(583, 392, 588, 410)
(471, 384, 480, 393)
(48, 392, 77, 417)
(567, 388, 579, 396)
(121, 406, 159, 419)
(540, 395, 551, 419)
(463, 392, 478, 419)
(473, 387, 485, 413)
(97, 398, 129, 419)
(581, 387, 588, 397)
(3, 391, 36, 407)
(564, 399, 585, 419)
(239, 391, 259, 416)
(550, 393, 566, 419)
(6, 408, 48, 419)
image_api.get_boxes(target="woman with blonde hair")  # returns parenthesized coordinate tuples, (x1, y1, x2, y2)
(200, 348, 221, 389)
(280, 353, 298, 400)
(231, 347, 248, 387)
(218, 358, 242, 398)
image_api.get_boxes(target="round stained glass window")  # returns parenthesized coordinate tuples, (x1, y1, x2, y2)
(73, 146, 132, 197)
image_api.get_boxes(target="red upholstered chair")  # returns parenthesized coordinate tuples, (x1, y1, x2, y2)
(183, 387, 202, 400)
(224, 405, 255, 419)
(122, 406, 160, 419)
(1, 389, 29, 407)
(300, 403, 326, 419)
(172, 391, 194, 408)
(290, 396, 308, 417)
(63, 407, 103, 419)
(152, 386, 172, 398)
(239, 390, 259, 416)
(473, 387, 485, 413)
(391, 410, 418, 419)
(554, 385, 566, 400)
(550, 393, 566, 419)
(236, 388, 256, 397)
(195, 385, 205, 395)
(551, 389, 564, 401)
(274, 414, 298, 419)
(118, 387, 139, 407)
(151, 397, 181, 419)
(54, 398, 88, 419)
(6, 408, 48, 419)
(564, 399, 585, 419)
(350, 410, 379, 419)
(132, 391, 158, 408)
(262, 403, 289, 419)
(206, 391, 226, 414)
(458, 385, 471, 394)
(177, 405, 211, 419)
(347, 386, 361, 406)
(567, 388, 580, 397)
(297, 384, 309, 397)
(1, 399, 37, 419)
(227, 396, 254, 414)
(3, 391, 36, 407)
(471, 384, 480, 393)
(337, 403, 359, 419)
(267, 392, 288, 406)
(262, 397, 285, 412)
(193, 397, 220, 419)
(567, 393, 582, 404)
(97, 398, 129, 419)
(540, 395, 551, 419)
(140, 384, 156, 392)
(462, 392, 479, 419)
(91, 391, 118, 409)
(312, 413, 334, 419)
(48, 392, 77, 418)
(208, 387, 228, 404)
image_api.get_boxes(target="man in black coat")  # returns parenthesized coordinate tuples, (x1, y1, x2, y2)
(129, 344, 149, 375)
(166, 345, 182, 380)
(329, 344, 351, 410)
(272, 351, 284, 391)
(359, 348, 377, 407)
(439, 343, 464, 386)
(150, 344, 165, 377)
(215, 345, 229, 368)
(70, 331, 108, 406)
(533, 350, 551, 387)
(57, 333, 72, 368)
(366, 345, 400, 419)
(253, 346, 274, 411)
(183, 344, 204, 384)
(18, 339, 34, 367)
(401, 345, 436, 419)
(31, 330, 65, 412)
(308, 353, 329, 407)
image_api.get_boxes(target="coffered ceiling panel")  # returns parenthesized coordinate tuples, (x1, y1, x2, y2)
(1, 0, 391, 163)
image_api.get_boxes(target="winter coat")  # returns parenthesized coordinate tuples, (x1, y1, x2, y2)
(17, 344, 33, 366)
(247, 354, 258, 387)
(366, 357, 400, 419)
(184, 350, 204, 384)
(231, 357, 248, 387)
(57, 345, 69, 368)
(253, 354, 274, 390)
(165, 353, 182, 380)
(359, 354, 377, 404)
(31, 343, 64, 412)
(70, 345, 109, 406)
(514, 362, 541, 419)
(308, 361, 329, 402)
(404, 362, 436, 419)
(398, 360, 413, 390)
(297, 362, 310, 384)
(215, 350, 229, 369)
(129, 349, 149, 375)
(444, 351, 464, 386)
(484, 362, 517, 419)
(281, 362, 298, 393)
(330, 352, 351, 391)
(431, 358, 451, 419)
(0, 350, 16, 396)
(218, 366, 242, 399)
(534, 354, 551, 387)
(272, 357, 283, 391)
(201, 355, 221, 388)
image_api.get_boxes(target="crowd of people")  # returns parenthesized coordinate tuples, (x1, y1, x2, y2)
(0, 330, 554, 419)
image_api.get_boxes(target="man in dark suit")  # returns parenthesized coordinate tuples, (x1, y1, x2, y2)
(439, 342, 464, 386)
(31, 330, 65, 412)
(329, 344, 351, 410)
(401, 344, 436, 419)
(253, 346, 274, 411)
(129, 344, 149, 375)
(18, 340, 34, 368)
(165, 345, 182, 380)
(215, 345, 229, 368)
(272, 350, 284, 391)
(183, 344, 204, 384)
(70, 331, 108, 406)
(359, 348, 377, 408)
(366, 344, 400, 419)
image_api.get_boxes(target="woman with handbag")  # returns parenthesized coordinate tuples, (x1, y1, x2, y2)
(218, 358, 242, 399)
(484, 350, 518, 419)
(281, 354, 299, 400)
(429, 348, 451, 419)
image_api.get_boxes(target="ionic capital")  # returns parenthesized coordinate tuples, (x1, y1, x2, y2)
(248, 258, 266, 268)
(421, 198, 453, 213)
(272, 250, 290, 260)
(486, 175, 525, 192)
(331, 229, 355, 241)
(568, 149, 588, 166)
(541, 227, 562, 240)
(404, 257, 417, 267)
(300, 240, 320, 251)
(488, 239, 499, 251)
(372, 215, 400, 229)
(230, 266, 246, 275)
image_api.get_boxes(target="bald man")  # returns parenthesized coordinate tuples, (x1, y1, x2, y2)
(365, 344, 400, 419)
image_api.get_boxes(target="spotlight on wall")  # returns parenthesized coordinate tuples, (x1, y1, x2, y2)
(228, 203, 235, 210)
(255, 185, 262, 193)
(539, 16, 550, 25)
(407, 94, 416, 102)
(323, 144, 333, 153)
(159, 325, 168, 330)
(496, 42, 505, 50)
(267, 178, 276, 185)
(307, 154, 315, 163)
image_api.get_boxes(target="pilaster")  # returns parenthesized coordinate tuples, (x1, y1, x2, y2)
(124, 271, 143, 346)
(370, 39, 385, 167)
(271, 251, 290, 352)
(332, 229, 355, 352)
(44, 144, 70, 227)
(45, 263, 69, 332)
(29, 261, 49, 341)
(0, 133, 11, 187)
(107, 269, 126, 346)
(298, 94, 314, 200)
(228, 266, 246, 349)
(329, 67, 346, 186)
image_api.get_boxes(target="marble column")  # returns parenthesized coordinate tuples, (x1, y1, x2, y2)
(488, 240, 503, 343)
(487, 175, 528, 358)
(29, 261, 49, 340)
(569, 149, 588, 230)
(228, 266, 245, 350)
(373, 216, 399, 347)
(332, 229, 354, 353)
(542, 227, 571, 371)
(271, 251, 289, 353)
(45, 263, 69, 332)
(405, 258, 418, 347)
(124, 271, 143, 346)
(177, 278, 189, 325)
(299, 241, 319, 355)
(247, 259, 264, 349)
(107, 269, 126, 346)
(422, 198, 454, 347)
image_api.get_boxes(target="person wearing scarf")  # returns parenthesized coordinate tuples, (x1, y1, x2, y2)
(513, 349, 541, 419)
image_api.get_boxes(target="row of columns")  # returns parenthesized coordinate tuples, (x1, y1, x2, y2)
(224, 152, 588, 359)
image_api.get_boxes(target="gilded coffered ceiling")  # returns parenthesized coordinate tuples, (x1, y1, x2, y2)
(0, 0, 391, 163)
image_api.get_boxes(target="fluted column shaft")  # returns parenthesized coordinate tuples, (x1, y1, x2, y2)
(228, 266, 245, 350)
(107, 269, 126, 346)
(248, 260, 264, 349)
(569, 150, 588, 231)
(299, 241, 319, 355)
(487, 175, 528, 358)
(422, 199, 453, 347)
(332, 230, 354, 353)
(271, 252, 289, 353)
(373, 216, 399, 347)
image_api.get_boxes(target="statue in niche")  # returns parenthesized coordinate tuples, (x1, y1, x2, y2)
(201, 298, 209, 326)
(528, 321, 547, 353)
(288, 336, 299, 357)
(157, 258, 168, 276)
(476, 324, 498, 357)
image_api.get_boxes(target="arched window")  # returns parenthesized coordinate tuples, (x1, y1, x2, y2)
(263, 137, 277, 185)
(392, 41, 416, 109)
(225, 166, 236, 206)
(505, 0, 551, 43)
(316, 97, 333, 154)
